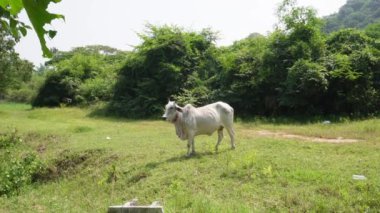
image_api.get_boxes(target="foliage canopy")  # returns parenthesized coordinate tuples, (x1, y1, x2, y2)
(26, 0, 380, 117)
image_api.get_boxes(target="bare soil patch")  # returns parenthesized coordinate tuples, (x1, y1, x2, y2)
(246, 129, 360, 143)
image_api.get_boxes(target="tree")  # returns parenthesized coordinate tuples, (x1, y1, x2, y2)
(0, 28, 33, 97)
(365, 22, 380, 40)
(326, 28, 372, 54)
(32, 45, 127, 107)
(110, 25, 219, 118)
(0, 0, 64, 57)
(280, 59, 328, 113)
(257, 0, 325, 114)
(215, 35, 268, 115)
(323, 29, 380, 114)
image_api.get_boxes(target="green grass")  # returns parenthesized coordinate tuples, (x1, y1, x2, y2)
(0, 103, 380, 212)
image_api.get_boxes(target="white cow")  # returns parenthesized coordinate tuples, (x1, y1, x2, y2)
(162, 100, 235, 156)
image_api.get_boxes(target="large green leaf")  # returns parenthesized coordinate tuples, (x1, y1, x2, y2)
(0, 0, 23, 15)
(22, 0, 64, 57)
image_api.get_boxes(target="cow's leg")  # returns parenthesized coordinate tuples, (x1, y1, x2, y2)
(215, 127, 224, 152)
(226, 127, 235, 150)
(191, 138, 195, 155)
(187, 133, 195, 156)
(187, 138, 192, 156)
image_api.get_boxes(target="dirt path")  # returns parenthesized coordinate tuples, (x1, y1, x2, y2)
(245, 130, 360, 143)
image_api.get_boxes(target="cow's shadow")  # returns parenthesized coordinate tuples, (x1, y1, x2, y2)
(166, 150, 229, 162)
(144, 149, 230, 170)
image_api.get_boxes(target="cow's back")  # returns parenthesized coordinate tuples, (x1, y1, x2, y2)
(183, 102, 233, 135)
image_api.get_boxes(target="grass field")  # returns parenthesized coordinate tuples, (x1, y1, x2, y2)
(0, 103, 380, 212)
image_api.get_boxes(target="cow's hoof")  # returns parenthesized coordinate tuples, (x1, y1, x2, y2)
(186, 152, 196, 157)
(231, 146, 236, 150)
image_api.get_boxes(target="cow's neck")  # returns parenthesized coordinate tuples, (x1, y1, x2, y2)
(172, 112, 187, 140)
(172, 112, 180, 123)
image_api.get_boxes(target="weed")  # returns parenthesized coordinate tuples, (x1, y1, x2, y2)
(0, 129, 22, 149)
(0, 153, 44, 197)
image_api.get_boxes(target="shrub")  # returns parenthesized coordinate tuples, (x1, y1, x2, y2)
(32, 46, 126, 107)
(323, 29, 380, 115)
(32, 70, 81, 107)
(4, 74, 45, 103)
(78, 74, 116, 104)
(281, 59, 328, 113)
(326, 29, 371, 55)
(110, 25, 219, 118)
(5, 87, 36, 103)
(0, 130, 45, 197)
(0, 129, 21, 149)
(0, 153, 44, 197)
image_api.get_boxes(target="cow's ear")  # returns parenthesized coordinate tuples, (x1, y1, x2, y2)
(175, 105, 183, 112)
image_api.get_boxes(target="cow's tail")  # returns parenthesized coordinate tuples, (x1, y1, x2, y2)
(218, 102, 235, 149)
(227, 106, 234, 124)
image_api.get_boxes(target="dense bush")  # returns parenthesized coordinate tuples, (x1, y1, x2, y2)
(78, 76, 115, 103)
(215, 35, 268, 115)
(230, 1, 327, 115)
(0, 130, 44, 197)
(365, 22, 380, 40)
(326, 29, 372, 54)
(32, 46, 126, 107)
(32, 69, 81, 107)
(280, 60, 328, 113)
(0, 153, 43, 197)
(4, 74, 46, 103)
(323, 29, 380, 115)
(109, 25, 219, 118)
(0, 29, 34, 98)
(0, 129, 21, 149)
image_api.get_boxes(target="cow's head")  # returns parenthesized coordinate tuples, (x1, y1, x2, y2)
(162, 100, 183, 122)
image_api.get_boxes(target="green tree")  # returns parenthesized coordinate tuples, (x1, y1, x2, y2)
(365, 22, 380, 40)
(326, 28, 372, 54)
(5, 73, 46, 103)
(257, 0, 325, 114)
(215, 35, 268, 115)
(281, 59, 328, 113)
(0, 29, 33, 97)
(323, 29, 380, 114)
(32, 45, 126, 107)
(110, 25, 219, 118)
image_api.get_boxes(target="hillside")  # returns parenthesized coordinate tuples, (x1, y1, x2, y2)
(324, 0, 380, 32)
